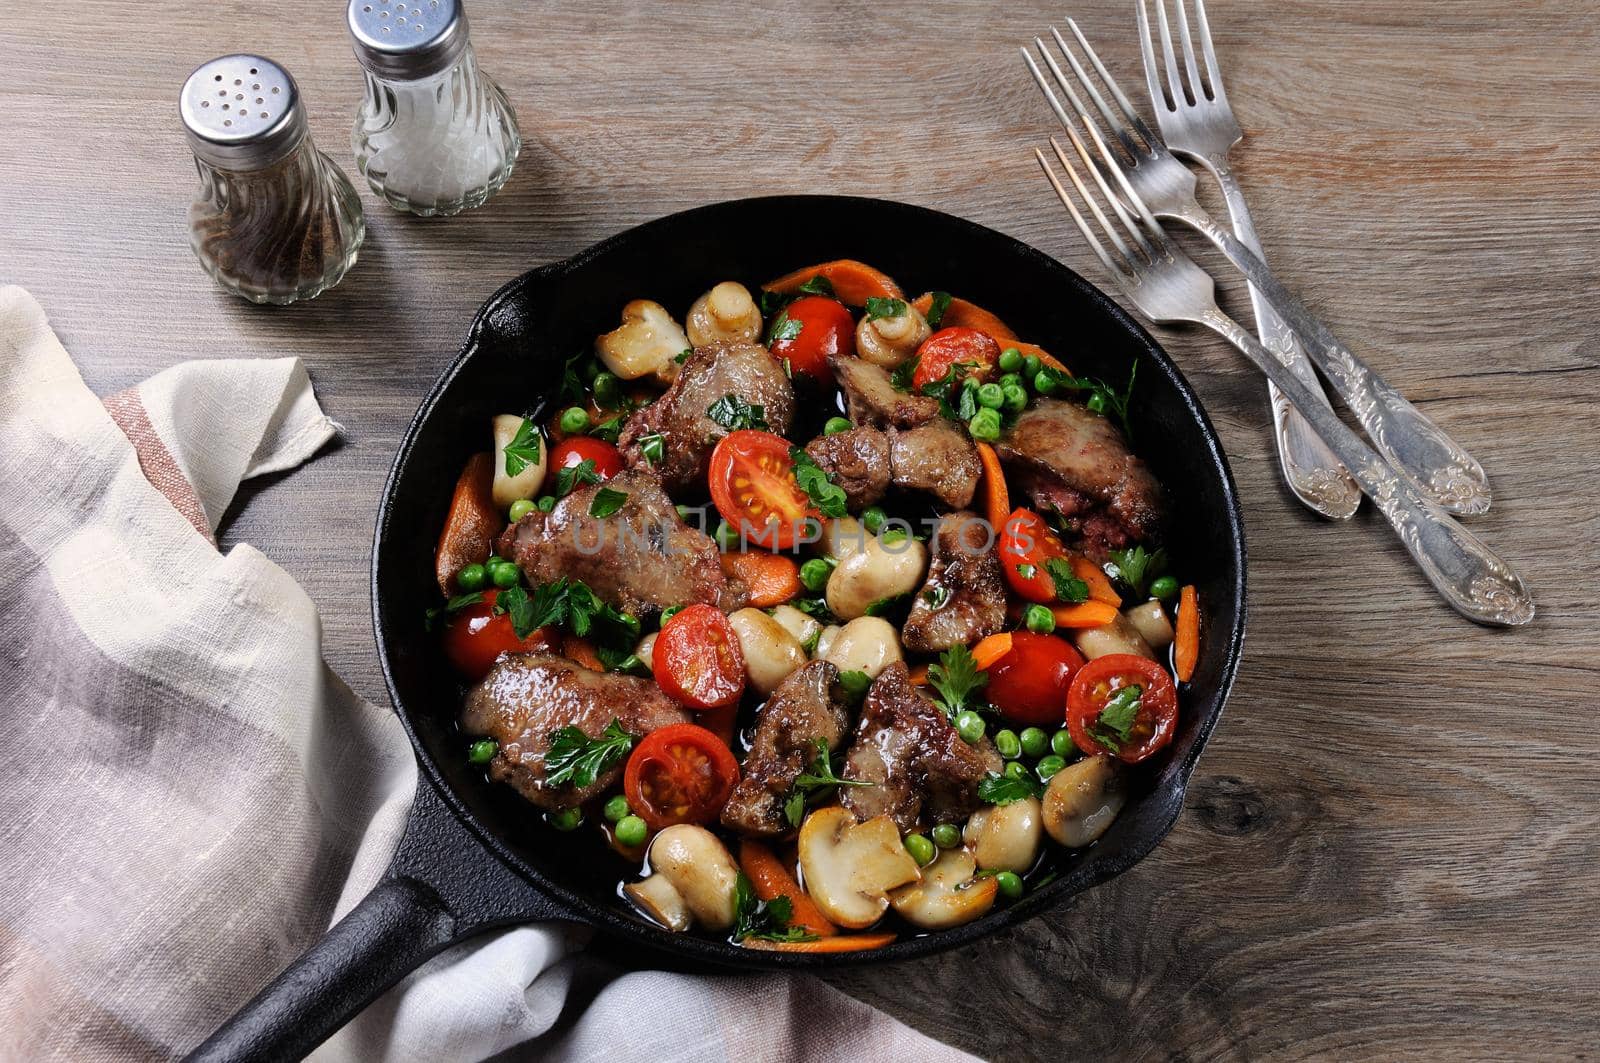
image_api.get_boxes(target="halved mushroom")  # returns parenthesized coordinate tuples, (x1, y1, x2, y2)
(819, 616, 903, 680)
(963, 796, 1043, 874)
(825, 535, 928, 620)
(888, 846, 998, 930)
(854, 302, 931, 368)
(1042, 754, 1126, 848)
(727, 607, 807, 695)
(1124, 599, 1175, 651)
(815, 515, 872, 563)
(768, 603, 822, 653)
(491, 414, 547, 508)
(595, 299, 691, 385)
(686, 281, 763, 347)
(1071, 611, 1156, 661)
(797, 807, 920, 929)
(623, 824, 741, 932)
(634, 631, 658, 673)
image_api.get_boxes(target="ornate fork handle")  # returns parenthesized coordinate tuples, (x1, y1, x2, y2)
(1198, 307, 1532, 626)
(1178, 205, 1493, 516)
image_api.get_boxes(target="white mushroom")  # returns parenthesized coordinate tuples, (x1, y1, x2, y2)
(812, 623, 843, 660)
(1072, 610, 1157, 661)
(634, 631, 658, 673)
(854, 302, 931, 368)
(686, 281, 762, 347)
(815, 516, 872, 563)
(888, 846, 998, 930)
(797, 807, 921, 929)
(727, 607, 807, 695)
(769, 604, 822, 653)
(1124, 600, 1175, 651)
(825, 535, 928, 620)
(819, 616, 903, 680)
(595, 299, 691, 385)
(624, 824, 742, 932)
(491, 414, 547, 508)
(963, 797, 1044, 874)
(1042, 754, 1126, 848)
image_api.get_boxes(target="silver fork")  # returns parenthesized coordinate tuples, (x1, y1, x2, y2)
(1022, 22, 1493, 517)
(1035, 130, 1532, 627)
(1137, 0, 1358, 521)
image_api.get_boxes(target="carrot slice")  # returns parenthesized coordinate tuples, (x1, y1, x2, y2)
(720, 552, 802, 608)
(971, 632, 1014, 670)
(764, 260, 903, 306)
(1174, 585, 1200, 682)
(1049, 600, 1120, 629)
(435, 452, 504, 595)
(907, 663, 930, 686)
(561, 634, 606, 672)
(739, 841, 837, 938)
(741, 932, 897, 953)
(910, 293, 1021, 343)
(1071, 555, 1121, 608)
(975, 442, 1010, 541)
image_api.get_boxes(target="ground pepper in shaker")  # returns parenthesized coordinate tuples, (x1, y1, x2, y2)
(179, 56, 364, 305)
(348, 0, 521, 216)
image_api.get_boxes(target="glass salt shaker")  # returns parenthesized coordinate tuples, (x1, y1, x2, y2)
(347, 0, 521, 216)
(179, 56, 365, 305)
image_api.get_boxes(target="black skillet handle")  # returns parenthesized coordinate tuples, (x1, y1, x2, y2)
(186, 778, 573, 1063)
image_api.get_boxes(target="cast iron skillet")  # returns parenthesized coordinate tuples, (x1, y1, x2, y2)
(191, 195, 1247, 1062)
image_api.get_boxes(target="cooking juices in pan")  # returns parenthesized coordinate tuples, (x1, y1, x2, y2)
(427, 259, 1202, 951)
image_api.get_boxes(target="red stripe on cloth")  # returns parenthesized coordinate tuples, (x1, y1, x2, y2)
(103, 388, 215, 545)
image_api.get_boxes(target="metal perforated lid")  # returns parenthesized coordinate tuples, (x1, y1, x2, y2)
(348, 0, 468, 80)
(179, 55, 306, 170)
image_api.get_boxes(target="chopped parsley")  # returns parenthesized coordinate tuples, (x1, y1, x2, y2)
(589, 414, 625, 444)
(864, 296, 907, 321)
(1015, 563, 1037, 581)
(543, 719, 636, 789)
(707, 393, 769, 431)
(1106, 545, 1167, 599)
(789, 448, 848, 518)
(921, 585, 952, 610)
(732, 872, 817, 943)
(554, 458, 602, 498)
(783, 737, 873, 828)
(517, 576, 639, 646)
(889, 357, 919, 392)
(558, 350, 594, 404)
(588, 487, 629, 519)
(924, 291, 953, 329)
(675, 347, 694, 364)
(423, 590, 485, 631)
(790, 596, 837, 623)
(1037, 362, 1138, 438)
(978, 770, 1044, 806)
(796, 275, 836, 297)
(864, 593, 911, 618)
(837, 669, 872, 703)
(502, 418, 541, 477)
(926, 643, 987, 719)
(495, 585, 538, 637)
(920, 363, 981, 422)
(639, 433, 665, 465)
(1090, 685, 1143, 752)
(1045, 557, 1089, 604)
(766, 310, 803, 346)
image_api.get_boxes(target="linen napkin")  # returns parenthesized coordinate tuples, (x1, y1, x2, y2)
(0, 286, 977, 1063)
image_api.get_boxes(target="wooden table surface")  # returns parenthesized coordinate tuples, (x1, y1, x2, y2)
(5, 0, 1599, 1058)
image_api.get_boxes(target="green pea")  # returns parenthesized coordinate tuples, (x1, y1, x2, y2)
(976, 382, 1005, 410)
(456, 563, 487, 592)
(675, 504, 695, 522)
(715, 521, 741, 550)
(1149, 575, 1179, 602)
(904, 833, 936, 866)
(997, 347, 1024, 373)
(537, 495, 556, 512)
(548, 807, 583, 831)
(1023, 353, 1042, 378)
(1051, 729, 1075, 758)
(660, 604, 685, 625)
(1019, 727, 1049, 759)
(955, 710, 986, 744)
(614, 814, 648, 848)
(486, 555, 506, 567)
(800, 558, 833, 592)
(1004, 761, 1028, 780)
(508, 499, 536, 523)
(467, 738, 498, 764)
(1034, 370, 1057, 395)
(559, 406, 591, 434)
(861, 506, 887, 534)
(1035, 754, 1066, 782)
(824, 416, 853, 435)
(490, 561, 520, 589)
(1002, 384, 1028, 413)
(879, 528, 908, 546)
(592, 371, 622, 409)
(994, 870, 1024, 901)
(1024, 603, 1055, 633)
(931, 823, 962, 849)
(603, 794, 631, 822)
(997, 372, 1021, 390)
(995, 728, 1021, 760)
(1086, 392, 1107, 415)
(967, 407, 1002, 442)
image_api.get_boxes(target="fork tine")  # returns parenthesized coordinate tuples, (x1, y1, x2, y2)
(1053, 131, 1150, 262)
(1055, 23, 1146, 150)
(1035, 147, 1128, 281)
(1172, 0, 1205, 102)
(1135, 0, 1171, 113)
(1151, 0, 1188, 106)
(1022, 46, 1090, 142)
(1192, 0, 1227, 101)
(1033, 35, 1131, 160)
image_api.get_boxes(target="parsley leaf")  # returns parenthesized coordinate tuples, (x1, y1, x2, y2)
(543, 719, 636, 789)
(1045, 557, 1089, 604)
(837, 669, 872, 703)
(503, 418, 541, 477)
(864, 593, 911, 618)
(1090, 685, 1143, 752)
(922, 585, 952, 610)
(789, 447, 848, 518)
(675, 347, 694, 364)
(732, 872, 818, 943)
(495, 585, 538, 638)
(920, 362, 982, 422)
(864, 296, 906, 321)
(790, 596, 837, 623)
(926, 644, 987, 719)
(766, 310, 803, 346)
(1015, 563, 1037, 581)
(924, 291, 953, 329)
(783, 738, 872, 828)
(518, 577, 640, 649)
(889, 357, 920, 393)
(797, 275, 836, 297)
(1106, 545, 1168, 599)
(558, 350, 593, 404)
(589, 415, 625, 444)
(707, 393, 769, 431)
(588, 487, 629, 519)
(1037, 362, 1139, 438)
(554, 458, 602, 498)
(978, 771, 1044, 806)
(639, 433, 665, 465)
(424, 591, 485, 631)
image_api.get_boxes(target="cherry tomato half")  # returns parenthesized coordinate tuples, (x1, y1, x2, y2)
(911, 327, 1001, 391)
(1066, 654, 1179, 764)
(707, 430, 815, 550)
(442, 589, 555, 681)
(769, 295, 853, 383)
(549, 435, 625, 480)
(985, 631, 1086, 727)
(999, 508, 1073, 604)
(623, 722, 741, 830)
(653, 604, 747, 710)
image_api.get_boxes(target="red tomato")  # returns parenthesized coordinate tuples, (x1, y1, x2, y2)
(653, 604, 747, 710)
(441, 589, 555, 681)
(549, 435, 624, 480)
(1066, 654, 1179, 764)
(911, 327, 1001, 391)
(707, 430, 814, 550)
(985, 632, 1086, 727)
(769, 295, 853, 383)
(623, 723, 741, 829)
(999, 508, 1072, 604)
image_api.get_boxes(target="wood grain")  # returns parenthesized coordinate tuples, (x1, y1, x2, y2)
(4, 1, 1598, 1058)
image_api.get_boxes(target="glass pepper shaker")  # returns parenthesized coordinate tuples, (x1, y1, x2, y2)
(179, 56, 365, 305)
(347, 0, 521, 216)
